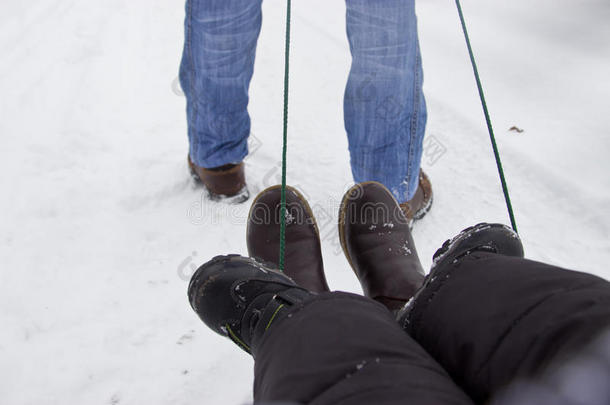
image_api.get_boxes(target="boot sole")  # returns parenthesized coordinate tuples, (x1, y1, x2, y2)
(431, 223, 523, 271)
(188, 158, 250, 204)
(406, 170, 434, 227)
(412, 195, 433, 222)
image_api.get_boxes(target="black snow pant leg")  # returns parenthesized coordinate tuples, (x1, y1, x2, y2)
(404, 252, 610, 404)
(253, 292, 474, 405)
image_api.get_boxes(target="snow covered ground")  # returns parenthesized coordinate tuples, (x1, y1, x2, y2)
(1, 0, 609, 403)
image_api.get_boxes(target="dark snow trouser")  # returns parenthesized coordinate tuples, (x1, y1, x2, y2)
(252, 252, 610, 405)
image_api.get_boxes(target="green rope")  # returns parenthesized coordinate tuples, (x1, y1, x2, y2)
(279, 0, 292, 270)
(455, 0, 518, 233)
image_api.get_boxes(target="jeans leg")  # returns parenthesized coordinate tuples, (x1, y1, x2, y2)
(344, 0, 427, 203)
(179, 0, 262, 168)
(254, 292, 473, 405)
(403, 253, 610, 404)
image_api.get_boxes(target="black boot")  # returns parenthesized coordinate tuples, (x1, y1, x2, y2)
(397, 223, 524, 325)
(188, 255, 311, 356)
(431, 222, 524, 270)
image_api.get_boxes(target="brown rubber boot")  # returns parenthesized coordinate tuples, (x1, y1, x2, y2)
(339, 181, 425, 313)
(399, 170, 433, 228)
(246, 185, 330, 293)
(188, 155, 249, 203)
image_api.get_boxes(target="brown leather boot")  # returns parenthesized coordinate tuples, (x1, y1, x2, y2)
(188, 155, 249, 203)
(400, 170, 433, 228)
(339, 181, 425, 313)
(246, 185, 330, 293)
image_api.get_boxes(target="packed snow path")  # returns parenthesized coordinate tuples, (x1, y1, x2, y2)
(1, 0, 609, 403)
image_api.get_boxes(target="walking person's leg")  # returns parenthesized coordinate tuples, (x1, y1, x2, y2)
(179, 0, 262, 198)
(344, 0, 431, 224)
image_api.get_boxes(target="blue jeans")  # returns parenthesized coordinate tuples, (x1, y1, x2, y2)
(180, 0, 426, 203)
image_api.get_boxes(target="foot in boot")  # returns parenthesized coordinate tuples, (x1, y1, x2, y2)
(431, 223, 524, 271)
(397, 223, 524, 326)
(339, 181, 425, 313)
(188, 155, 249, 203)
(247, 185, 330, 293)
(188, 255, 311, 355)
(399, 170, 433, 228)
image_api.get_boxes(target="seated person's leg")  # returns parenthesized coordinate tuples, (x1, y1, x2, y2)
(188, 255, 473, 405)
(188, 184, 472, 404)
(400, 223, 610, 403)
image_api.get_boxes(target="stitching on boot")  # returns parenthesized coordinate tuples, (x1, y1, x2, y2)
(265, 304, 285, 331)
(226, 324, 251, 353)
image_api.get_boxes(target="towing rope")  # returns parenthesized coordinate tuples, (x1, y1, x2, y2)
(455, 0, 518, 232)
(279, 0, 292, 270)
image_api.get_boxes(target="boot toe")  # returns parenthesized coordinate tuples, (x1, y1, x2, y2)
(247, 185, 329, 293)
(187, 255, 296, 336)
(431, 223, 524, 270)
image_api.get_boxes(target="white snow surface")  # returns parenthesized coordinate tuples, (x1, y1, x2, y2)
(1, 0, 610, 403)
